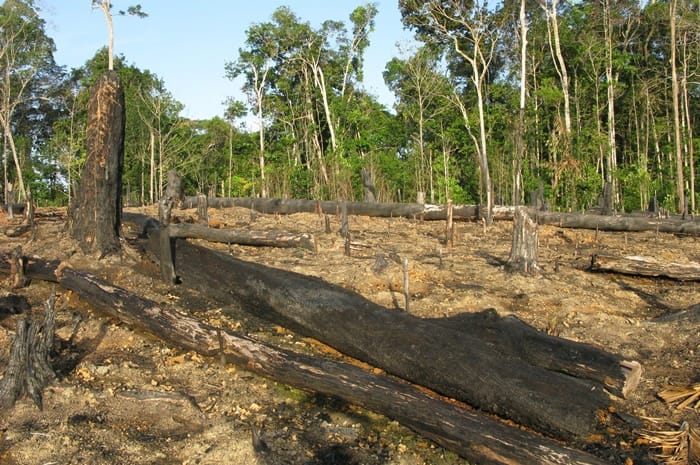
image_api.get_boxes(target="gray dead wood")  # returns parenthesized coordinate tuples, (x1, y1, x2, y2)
(0, 254, 615, 465)
(506, 207, 539, 273)
(181, 197, 700, 234)
(590, 255, 700, 281)
(167, 223, 317, 253)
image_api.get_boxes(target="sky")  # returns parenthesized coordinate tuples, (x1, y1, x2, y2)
(37, 1, 417, 121)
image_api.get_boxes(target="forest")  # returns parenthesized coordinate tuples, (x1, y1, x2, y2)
(1, 0, 698, 217)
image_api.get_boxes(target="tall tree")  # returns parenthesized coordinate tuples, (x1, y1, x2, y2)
(0, 0, 58, 204)
(400, 0, 501, 224)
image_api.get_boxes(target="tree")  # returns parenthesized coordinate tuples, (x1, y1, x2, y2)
(400, 0, 501, 224)
(91, 1, 146, 71)
(0, 0, 58, 204)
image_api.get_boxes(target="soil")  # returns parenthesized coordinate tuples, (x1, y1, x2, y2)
(0, 204, 698, 465)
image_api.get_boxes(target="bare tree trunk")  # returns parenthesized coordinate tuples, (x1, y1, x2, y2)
(68, 71, 125, 257)
(513, 0, 527, 206)
(669, 0, 685, 214)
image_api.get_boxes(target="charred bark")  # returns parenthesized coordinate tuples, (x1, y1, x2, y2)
(590, 254, 700, 281)
(68, 70, 125, 257)
(137, 225, 639, 443)
(0, 255, 614, 465)
(0, 289, 57, 410)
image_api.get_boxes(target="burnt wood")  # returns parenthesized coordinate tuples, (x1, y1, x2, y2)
(138, 225, 639, 443)
(0, 290, 57, 410)
(1, 255, 613, 465)
(68, 70, 125, 257)
(506, 207, 539, 273)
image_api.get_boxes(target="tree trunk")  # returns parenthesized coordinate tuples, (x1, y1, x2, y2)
(68, 70, 125, 257)
(590, 254, 700, 281)
(506, 207, 539, 273)
(0, 254, 615, 465)
(132, 223, 640, 443)
(167, 223, 317, 253)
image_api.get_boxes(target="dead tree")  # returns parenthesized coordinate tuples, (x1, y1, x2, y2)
(68, 70, 125, 257)
(506, 207, 539, 273)
(590, 255, 700, 281)
(0, 289, 57, 410)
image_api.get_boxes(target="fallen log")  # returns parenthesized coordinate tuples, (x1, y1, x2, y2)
(590, 254, 700, 281)
(180, 196, 700, 234)
(135, 221, 640, 443)
(167, 223, 317, 253)
(0, 254, 615, 465)
(534, 211, 700, 235)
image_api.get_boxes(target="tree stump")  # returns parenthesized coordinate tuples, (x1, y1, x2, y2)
(506, 207, 539, 273)
(165, 170, 185, 209)
(68, 70, 125, 257)
(196, 194, 208, 225)
(0, 289, 57, 410)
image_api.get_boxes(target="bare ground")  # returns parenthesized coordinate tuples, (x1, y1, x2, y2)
(0, 205, 698, 465)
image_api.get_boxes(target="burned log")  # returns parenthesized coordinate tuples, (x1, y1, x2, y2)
(137, 223, 640, 443)
(535, 211, 700, 235)
(0, 255, 614, 465)
(590, 254, 700, 281)
(68, 70, 125, 257)
(167, 223, 317, 253)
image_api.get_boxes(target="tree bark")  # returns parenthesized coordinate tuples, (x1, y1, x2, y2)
(0, 255, 615, 465)
(506, 207, 539, 273)
(68, 70, 125, 257)
(0, 290, 57, 410)
(134, 224, 639, 443)
(167, 223, 317, 253)
(590, 254, 700, 281)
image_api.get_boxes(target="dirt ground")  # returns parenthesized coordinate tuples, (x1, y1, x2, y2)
(0, 204, 698, 465)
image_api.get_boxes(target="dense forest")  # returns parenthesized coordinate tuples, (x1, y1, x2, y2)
(1, 0, 698, 217)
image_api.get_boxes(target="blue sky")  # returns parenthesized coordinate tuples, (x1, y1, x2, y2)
(37, 1, 417, 121)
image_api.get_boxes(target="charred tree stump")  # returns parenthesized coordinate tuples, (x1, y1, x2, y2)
(68, 70, 125, 257)
(506, 207, 539, 273)
(158, 196, 177, 284)
(9, 246, 29, 289)
(0, 289, 57, 410)
(2, 256, 614, 465)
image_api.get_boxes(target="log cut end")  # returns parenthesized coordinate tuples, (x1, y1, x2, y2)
(620, 360, 642, 398)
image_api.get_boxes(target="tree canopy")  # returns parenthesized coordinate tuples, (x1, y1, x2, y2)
(1, 0, 697, 215)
